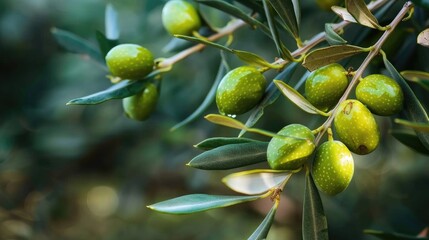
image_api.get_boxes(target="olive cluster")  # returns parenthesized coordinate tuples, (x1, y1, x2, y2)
(103, 0, 202, 121)
(263, 63, 404, 196)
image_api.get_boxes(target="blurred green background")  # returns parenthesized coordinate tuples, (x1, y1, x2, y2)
(0, 0, 428, 239)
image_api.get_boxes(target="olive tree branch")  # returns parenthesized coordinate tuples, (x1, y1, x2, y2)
(314, 1, 415, 146)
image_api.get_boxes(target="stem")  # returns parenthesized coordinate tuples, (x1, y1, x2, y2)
(314, 1, 414, 145)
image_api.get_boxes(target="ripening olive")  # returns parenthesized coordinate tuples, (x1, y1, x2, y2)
(162, 0, 201, 36)
(122, 83, 158, 121)
(216, 66, 266, 116)
(305, 63, 349, 112)
(312, 140, 354, 195)
(106, 44, 154, 80)
(334, 99, 380, 155)
(356, 74, 404, 116)
(267, 124, 315, 170)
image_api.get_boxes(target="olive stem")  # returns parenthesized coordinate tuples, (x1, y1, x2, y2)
(313, 1, 414, 146)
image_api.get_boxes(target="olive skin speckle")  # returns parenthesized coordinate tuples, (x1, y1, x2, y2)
(267, 124, 315, 170)
(334, 99, 380, 155)
(162, 0, 201, 36)
(216, 66, 266, 115)
(356, 74, 404, 116)
(106, 44, 154, 80)
(305, 63, 348, 112)
(122, 83, 158, 121)
(312, 140, 354, 196)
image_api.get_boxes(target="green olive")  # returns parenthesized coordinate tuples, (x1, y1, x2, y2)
(122, 83, 158, 121)
(267, 124, 315, 170)
(356, 74, 404, 116)
(162, 0, 201, 36)
(216, 66, 266, 116)
(105, 44, 154, 80)
(305, 63, 349, 112)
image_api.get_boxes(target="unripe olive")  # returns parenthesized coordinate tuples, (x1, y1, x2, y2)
(312, 140, 354, 195)
(216, 66, 266, 116)
(267, 124, 315, 170)
(305, 63, 349, 112)
(122, 83, 158, 121)
(334, 99, 380, 155)
(356, 74, 404, 116)
(162, 0, 201, 36)
(106, 44, 154, 80)
(316, 0, 342, 11)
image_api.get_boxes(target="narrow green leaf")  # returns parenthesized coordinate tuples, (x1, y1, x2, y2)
(51, 27, 105, 65)
(417, 29, 429, 47)
(325, 23, 347, 45)
(205, 114, 247, 130)
(364, 229, 429, 240)
(401, 70, 429, 92)
(188, 142, 268, 170)
(345, 0, 382, 29)
(95, 31, 118, 58)
(233, 50, 282, 69)
(274, 80, 328, 116)
(303, 45, 366, 71)
(197, 0, 271, 36)
(175, 35, 233, 52)
(266, 0, 299, 39)
(303, 171, 329, 240)
(248, 202, 278, 240)
(234, 0, 264, 15)
(332, 6, 357, 23)
(105, 3, 120, 40)
(171, 61, 226, 131)
(383, 55, 429, 151)
(194, 137, 263, 150)
(148, 194, 262, 214)
(223, 169, 292, 195)
(163, 38, 194, 53)
(239, 62, 299, 137)
(395, 119, 429, 133)
(390, 129, 429, 155)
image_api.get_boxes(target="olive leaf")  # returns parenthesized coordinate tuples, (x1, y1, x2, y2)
(194, 137, 263, 150)
(345, 0, 383, 30)
(248, 201, 278, 240)
(303, 171, 329, 240)
(171, 61, 227, 131)
(302, 45, 367, 71)
(331, 6, 357, 23)
(266, 0, 300, 40)
(51, 27, 105, 67)
(395, 119, 429, 133)
(401, 70, 429, 92)
(417, 28, 429, 47)
(105, 3, 120, 40)
(325, 23, 347, 45)
(95, 31, 118, 58)
(274, 80, 329, 116)
(390, 129, 429, 155)
(383, 55, 429, 151)
(222, 169, 293, 195)
(205, 114, 247, 130)
(363, 229, 429, 240)
(188, 142, 269, 170)
(147, 194, 263, 214)
(239, 62, 299, 137)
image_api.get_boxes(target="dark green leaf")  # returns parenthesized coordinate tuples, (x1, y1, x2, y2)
(401, 70, 429, 92)
(51, 27, 105, 66)
(383, 55, 429, 151)
(239, 62, 299, 137)
(325, 23, 347, 45)
(233, 0, 264, 15)
(395, 119, 429, 132)
(364, 229, 429, 240)
(345, 0, 382, 29)
(194, 137, 263, 150)
(105, 3, 120, 40)
(266, 0, 299, 39)
(303, 45, 366, 71)
(390, 129, 429, 155)
(188, 142, 268, 170)
(95, 31, 118, 58)
(147, 194, 262, 214)
(171, 61, 226, 131)
(303, 171, 329, 240)
(248, 202, 278, 240)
